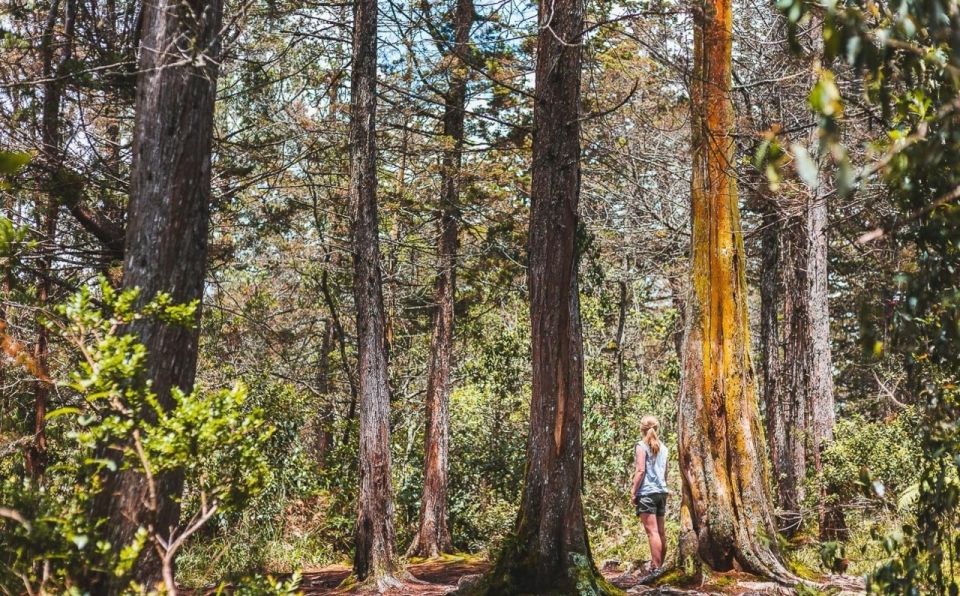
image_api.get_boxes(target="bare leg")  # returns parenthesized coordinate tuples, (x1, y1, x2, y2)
(657, 514, 667, 564)
(641, 513, 663, 568)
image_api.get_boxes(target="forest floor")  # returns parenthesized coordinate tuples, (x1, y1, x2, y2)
(294, 556, 867, 595)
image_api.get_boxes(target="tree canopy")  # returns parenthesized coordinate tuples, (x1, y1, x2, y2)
(0, 0, 957, 591)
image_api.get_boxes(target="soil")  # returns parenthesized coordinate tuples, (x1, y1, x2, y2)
(294, 558, 867, 595)
(299, 558, 491, 595)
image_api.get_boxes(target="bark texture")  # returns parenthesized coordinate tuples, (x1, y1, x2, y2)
(95, 0, 223, 586)
(759, 199, 785, 509)
(408, 0, 474, 560)
(349, 0, 399, 585)
(807, 184, 838, 540)
(678, 0, 791, 578)
(477, 0, 614, 591)
(758, 175, 836, 536)
(26, 0, 65, 481)
(759, 196, 809, 526)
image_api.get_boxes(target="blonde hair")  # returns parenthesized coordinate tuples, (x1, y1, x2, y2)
(640, 415, 661, 456)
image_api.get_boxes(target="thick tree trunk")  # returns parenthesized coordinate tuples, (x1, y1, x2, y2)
(94, 0, 223, 587)
(477, 0, 614, 591)
(759, 199, 787, 513)
(408, 0, 474, 560)
(677, 0, 791, 579)
(349, 0, 399, 585)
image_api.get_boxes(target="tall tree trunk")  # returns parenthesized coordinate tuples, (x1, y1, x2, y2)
(26, 0, 75, 481)
(759, 192, 809, 531)
(349, 0, 399, 585)
(759, 197, 787, 514)
(94, 0, 223, 586)
(759, 178, 837, 538)
(807, 182, 839, 541)
(478, 0, 614, 591)
(777, 210, 811, 526)
(677, 0, 791, 578)
(408, 0, 474, 560)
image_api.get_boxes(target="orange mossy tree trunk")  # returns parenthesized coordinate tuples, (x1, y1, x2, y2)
(677, 0, 792, 579)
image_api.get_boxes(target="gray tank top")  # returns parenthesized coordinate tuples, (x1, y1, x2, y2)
(636, 441, 668, 496)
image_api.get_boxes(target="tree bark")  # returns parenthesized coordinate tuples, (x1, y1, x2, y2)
(408, 0, 474, 560)
(807, 182, 838, 541)
(759, 197, 786, 513)
(94, 0, 223, 586)
(760, 195, 809, 530)
(779, 210, 812, 525)
(677, 0, 791, 578)
(477, 0, 615, 591)
(758, 170, 837, 538)
(349, 0, 399, 585)
(25, 0, 62, 481)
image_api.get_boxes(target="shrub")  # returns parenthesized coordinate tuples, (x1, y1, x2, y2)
(0, 280, 289, 594)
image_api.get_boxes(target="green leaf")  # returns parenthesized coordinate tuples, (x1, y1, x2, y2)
(0, 151, 31, 175)
(808, 71, 843, 117)
(791, 143, 819, 190)
(897, 482, 920, 511)
(45, 407, 82, 420)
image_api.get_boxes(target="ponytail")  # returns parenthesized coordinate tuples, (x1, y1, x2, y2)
(640, 415, 661, 456)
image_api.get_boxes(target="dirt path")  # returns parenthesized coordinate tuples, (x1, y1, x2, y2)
(296, 559, 866, 595)
(299, 558, 490, 595)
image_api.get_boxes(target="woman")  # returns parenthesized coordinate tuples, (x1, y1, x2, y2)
(630, 415, 669, 571)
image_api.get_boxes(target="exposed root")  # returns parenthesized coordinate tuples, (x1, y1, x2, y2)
(338, 569, 407, 593)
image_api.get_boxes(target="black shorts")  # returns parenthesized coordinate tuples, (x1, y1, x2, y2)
(635, 492, 667, 516)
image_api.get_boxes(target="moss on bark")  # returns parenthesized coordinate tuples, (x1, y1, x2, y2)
(462, 536, 622, 596)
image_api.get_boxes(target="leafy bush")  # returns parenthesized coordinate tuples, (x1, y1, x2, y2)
(0, 281, 290, 593)
(816, 410, 921, 506)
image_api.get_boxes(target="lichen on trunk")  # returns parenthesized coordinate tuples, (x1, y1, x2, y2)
(678, 0, 794, 580)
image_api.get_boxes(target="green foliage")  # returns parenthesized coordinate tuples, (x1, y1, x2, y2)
(0, 149, 30, 177)
(445, 302, 530, 552)
(0, 215, 31, 283)
(776, 0, 960, 588)
(816, 411, 920, 502)
(0, 280, 283, 593)
(221, 572, 303, 595)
